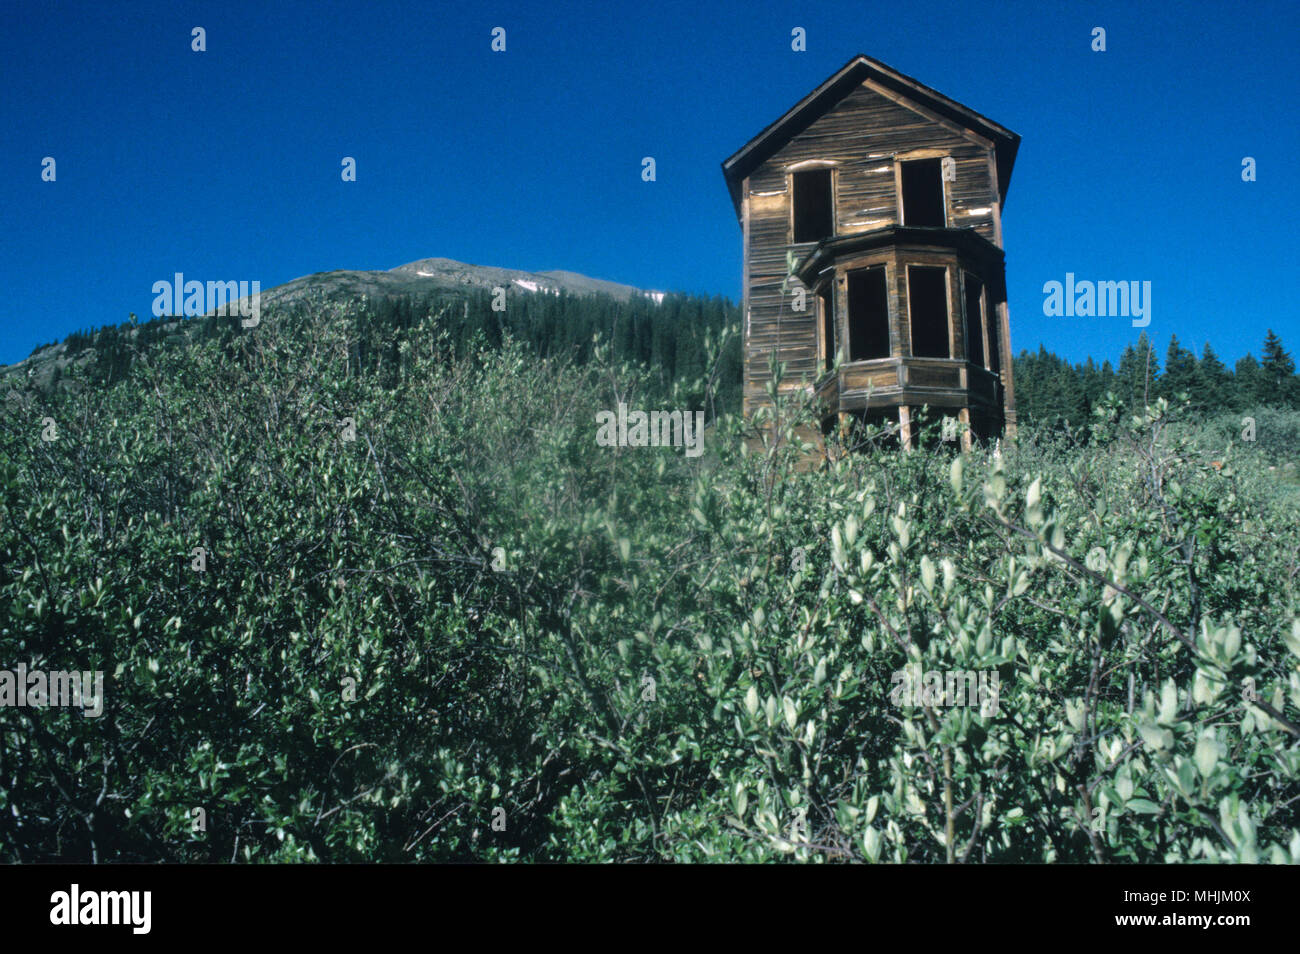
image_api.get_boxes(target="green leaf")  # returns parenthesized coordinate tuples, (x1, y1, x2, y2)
(920, 556, 936, 591)
(1138, 721, 1171, 751)
(863, 826, 882, 862)
(1284, 619, 1300, 660)
(1026, 478, 1041, 509)
(1158, 679, 1178, 725)
(782, 696, 798, 731)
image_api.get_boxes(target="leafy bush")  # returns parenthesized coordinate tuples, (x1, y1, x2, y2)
(1, 302, 1296, 862)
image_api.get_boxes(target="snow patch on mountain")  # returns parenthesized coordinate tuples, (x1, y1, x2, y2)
(511, 279, 560, 295)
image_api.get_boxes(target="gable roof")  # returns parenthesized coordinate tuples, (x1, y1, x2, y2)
(721, 54, 1020, 218)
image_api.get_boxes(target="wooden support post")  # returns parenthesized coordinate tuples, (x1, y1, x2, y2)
(996, 299, 1017, 443)
(835, 411, 851, 461)
(899, 405, 913, 451)
(959, 407, 972, 453)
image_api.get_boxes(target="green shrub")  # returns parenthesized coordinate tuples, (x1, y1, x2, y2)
(1, 304, 1296, 863)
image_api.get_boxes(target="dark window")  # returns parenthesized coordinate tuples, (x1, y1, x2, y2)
(908, 266, 949, 358)
(847, 267, 890, 361)
(986, 300, 1002, 374)
(900, 159, 945, 227)
(820, 288, 835, 371)
(963, 274, 985, 367)
(792, 169, 834, 243)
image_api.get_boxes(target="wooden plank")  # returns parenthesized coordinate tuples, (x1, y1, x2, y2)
(740, 74, 1014, 431)
(907, 365, 962, 389)
(843, 364, 900, 391)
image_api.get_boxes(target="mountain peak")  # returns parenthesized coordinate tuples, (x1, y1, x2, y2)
(384, 257, 654, 302)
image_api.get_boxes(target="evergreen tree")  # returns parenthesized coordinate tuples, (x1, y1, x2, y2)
(1117, 332, 1160, 411)
(1260, 329, 1296, 407)
(1160, 335, 1197, 403)
(1195, 342, 1231, 411)
(1234, 353, 1264, 409)
(1093, 359, 1118, 409)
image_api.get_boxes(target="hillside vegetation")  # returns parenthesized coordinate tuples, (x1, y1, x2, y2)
(1, 298, 1298, 862)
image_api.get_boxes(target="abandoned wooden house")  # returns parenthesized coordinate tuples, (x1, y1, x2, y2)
(722, 54, 1020, 450)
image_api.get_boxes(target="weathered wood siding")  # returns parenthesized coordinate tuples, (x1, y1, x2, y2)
(743, 79, 1002, 413)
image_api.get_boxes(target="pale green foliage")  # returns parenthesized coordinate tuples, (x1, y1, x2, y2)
(1, 306, 1296, 862)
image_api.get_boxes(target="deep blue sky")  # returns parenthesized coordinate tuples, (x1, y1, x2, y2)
(2, 0, 1296, 368)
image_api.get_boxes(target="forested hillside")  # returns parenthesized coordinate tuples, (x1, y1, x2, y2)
(13, 288, 742, 413)
(17, 296, 1299, 442)
(1013, 330, 1300, 423)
